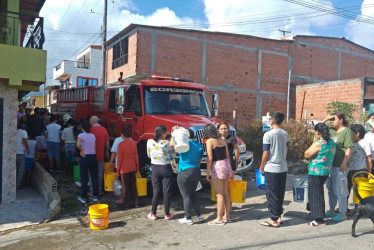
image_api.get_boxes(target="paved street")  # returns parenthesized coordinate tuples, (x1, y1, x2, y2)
(0, 175, 373, 249)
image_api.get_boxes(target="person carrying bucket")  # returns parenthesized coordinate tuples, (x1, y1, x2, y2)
(259, 111, 289, 228)
(116, 127, 140, 208)
(146, 125, 175, 221)
(304, 123, 336, 227)
(347, 124, 372, 214)
(170, 126, 205, 225)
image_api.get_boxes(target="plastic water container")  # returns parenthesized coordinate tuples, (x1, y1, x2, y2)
(172, 127, 190, 153)
(255, 169, 266, 190)
(293, 177, 308, 203)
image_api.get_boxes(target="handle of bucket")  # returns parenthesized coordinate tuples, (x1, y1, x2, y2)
(298, 176, 309, 187)
(351, 171, 374, 184)
(87, 211, 110, 227)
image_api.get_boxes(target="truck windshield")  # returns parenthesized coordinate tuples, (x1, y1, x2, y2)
(144, 86, 211, 116)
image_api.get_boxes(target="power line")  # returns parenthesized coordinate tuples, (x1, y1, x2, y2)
(56, 0, 74, 29)
(284, 0, 374, 25)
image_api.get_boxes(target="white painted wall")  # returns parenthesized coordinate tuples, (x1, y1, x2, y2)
(53, 47, 102, 87)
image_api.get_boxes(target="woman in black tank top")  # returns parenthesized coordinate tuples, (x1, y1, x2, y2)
(204, 124, 232, 225)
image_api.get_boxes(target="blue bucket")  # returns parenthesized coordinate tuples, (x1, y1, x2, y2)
(255, 169, 266, 190)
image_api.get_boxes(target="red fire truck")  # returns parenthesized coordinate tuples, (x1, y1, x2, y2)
(50, 76, 253, 176)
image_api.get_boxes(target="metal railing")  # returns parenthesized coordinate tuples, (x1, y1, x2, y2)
(112, 54, 128, 69)
(0, 9, 45, 49)
(74, 61, 90, 69)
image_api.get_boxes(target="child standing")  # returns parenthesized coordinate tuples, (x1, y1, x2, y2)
(24, 136, 37, 186)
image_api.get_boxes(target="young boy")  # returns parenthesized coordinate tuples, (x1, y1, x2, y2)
(348, 124, 372, 200)
(24, 136, 37, 186)
(260, 111, 289, 228)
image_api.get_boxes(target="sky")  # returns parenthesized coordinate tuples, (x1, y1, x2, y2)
(37, 0, 374, 87)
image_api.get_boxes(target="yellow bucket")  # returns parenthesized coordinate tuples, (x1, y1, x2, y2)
(87, 204, 109, 230)
(136, 172, 147, 196)
(352, 171, 374, 204)
(104, 172, 117, 191)
(211, 182, 217, 201)
(229, 180, 247, 203)
(104, 162, 115, 173)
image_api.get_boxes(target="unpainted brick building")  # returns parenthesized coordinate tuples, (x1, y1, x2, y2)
(105, 24, 374, 127)
(295, 77, 374, 122)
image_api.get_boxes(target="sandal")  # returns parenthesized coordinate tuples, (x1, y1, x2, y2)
(208, 220, 226, 226)
(260, 221, 279, 228)
(147, 213, 157, 221)
(308, 220, 326, 227)
(165, 213, 174, 220)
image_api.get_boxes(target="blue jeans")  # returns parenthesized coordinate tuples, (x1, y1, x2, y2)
(326, 167, 348, 214)
(177, 168, 201, 219)
(64, 143, 76, 159)
(80, 154, 98, 198)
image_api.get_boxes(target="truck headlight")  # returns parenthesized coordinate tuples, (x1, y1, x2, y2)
(238, 144, 246, 153)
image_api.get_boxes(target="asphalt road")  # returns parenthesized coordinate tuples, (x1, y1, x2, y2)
(1, 175, 373, 250)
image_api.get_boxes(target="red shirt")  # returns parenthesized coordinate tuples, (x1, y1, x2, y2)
(91, 125, 109, 161)
(117, 139, 139, 174)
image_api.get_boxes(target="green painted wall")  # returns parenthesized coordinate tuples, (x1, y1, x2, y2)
(4, 0, 20, 45)
(0, 43, 46, 91)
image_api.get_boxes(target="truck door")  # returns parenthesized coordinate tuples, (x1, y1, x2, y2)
(103, 88, 123, 139)
(123, 85, 143, 141)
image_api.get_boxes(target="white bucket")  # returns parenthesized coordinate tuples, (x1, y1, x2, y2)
(293, 177, 308, 203)
(172, 127, 190, 153)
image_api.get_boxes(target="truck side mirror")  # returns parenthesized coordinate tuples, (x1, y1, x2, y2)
(212, 93, 219, 117)
(116, 105, 124, 115)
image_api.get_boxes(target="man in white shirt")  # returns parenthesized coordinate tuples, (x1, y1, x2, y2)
(16, 122, 29, 188)
(45, 114, 61, 171)
(110, 136, 124, 169)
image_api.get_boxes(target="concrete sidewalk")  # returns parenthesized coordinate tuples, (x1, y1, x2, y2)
(0, 186, 48, 232)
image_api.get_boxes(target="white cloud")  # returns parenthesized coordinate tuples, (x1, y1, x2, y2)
(37, 0, 353, 89)
(39, 0, 197, 87)
(345, 0, 374, 50)
(203, 0, 341, 38)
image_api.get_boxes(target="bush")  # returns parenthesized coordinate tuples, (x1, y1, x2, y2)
(237, 120, 264, 161)
(238, 119, 314, 161)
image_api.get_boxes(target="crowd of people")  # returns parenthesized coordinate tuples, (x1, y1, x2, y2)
(259, 111, 373, 228)
(16, 103, 374, 226)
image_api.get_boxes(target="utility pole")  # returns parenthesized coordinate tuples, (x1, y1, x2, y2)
(101, 0, 107, 86)
(279, 29, 291, 37)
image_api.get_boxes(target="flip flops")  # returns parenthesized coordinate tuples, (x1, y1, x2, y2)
(208, 220, 226, 226)
(260, 221, 279, 228)
(147, 213, 158, 221)
(164, 213, 174, 220)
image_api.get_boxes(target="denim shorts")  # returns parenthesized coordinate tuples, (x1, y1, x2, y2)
(64, 143, 76, 158)
(47, 141, 61, 159)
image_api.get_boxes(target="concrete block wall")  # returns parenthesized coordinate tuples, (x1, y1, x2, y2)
(32, 161, 61, 220)
(295, 79, 363, 121)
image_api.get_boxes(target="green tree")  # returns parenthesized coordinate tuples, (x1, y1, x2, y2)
(326, 101, 357, 124)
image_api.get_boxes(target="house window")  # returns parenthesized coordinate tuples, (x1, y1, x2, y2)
(112, 37, 128, 69)
(77, 77, 98, 87)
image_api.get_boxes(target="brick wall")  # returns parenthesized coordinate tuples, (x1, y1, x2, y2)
(106, 31, 138, 84)
(105, 25, 374, 127)
(295, 79, 363, 121)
